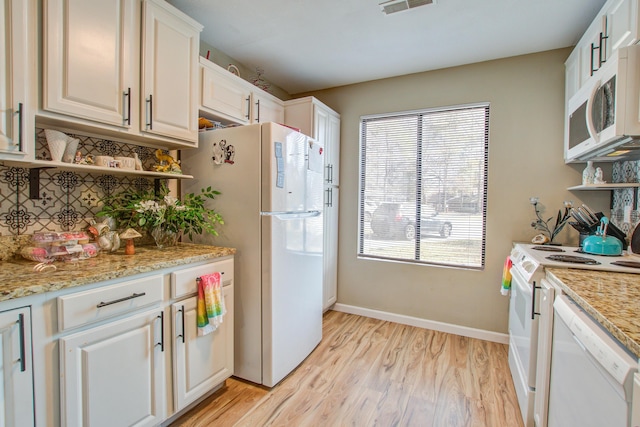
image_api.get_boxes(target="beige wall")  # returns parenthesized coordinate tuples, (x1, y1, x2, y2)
(300, 48, 610, 334)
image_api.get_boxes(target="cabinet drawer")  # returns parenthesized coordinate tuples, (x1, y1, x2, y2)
(58, 275, 164, 331)
(171, 258, 233, 299)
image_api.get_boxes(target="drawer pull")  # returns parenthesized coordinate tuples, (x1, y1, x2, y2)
(156, 312, 164, 352)
(96, 292, 146, 308)
(177, 305, 185, 343)
(17, 314, 25, 372)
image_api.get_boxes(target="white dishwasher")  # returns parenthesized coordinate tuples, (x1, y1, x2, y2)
(547, 295, 637, 427)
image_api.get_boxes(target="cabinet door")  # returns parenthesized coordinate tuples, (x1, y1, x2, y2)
(565, 49, 581, 101)
(141, 0, 200, 144)
(0, 0, 33, 160)
(0, 306, 34, 426)
(314, 105, 341, 186)
(200, 62, 251, 125)
(327, 113, 341, 185)
(252, 91, 284, 124)
(59, 307, 166, 427)
(323, 187, 338, 310)
(607, 0, 639, 57)
(580, 28, 603, 84)
(43, 0, 137, 128)
(172, 285, 234, 412)
(314, 106, 330, 181)
(533, 279, 555, 427)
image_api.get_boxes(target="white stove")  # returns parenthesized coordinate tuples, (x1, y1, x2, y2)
(508, 243, 640, 427)
(511, 244, 640, 284)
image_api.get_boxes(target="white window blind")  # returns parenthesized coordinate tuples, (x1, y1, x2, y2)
(358, 103, 489, 269)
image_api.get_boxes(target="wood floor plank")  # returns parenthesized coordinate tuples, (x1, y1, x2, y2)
(170, 310, 524, 427)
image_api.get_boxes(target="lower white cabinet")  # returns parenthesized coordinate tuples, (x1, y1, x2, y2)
(171, 284, 234, 412)
(59, 307, 166, 427)
(0, 306, 34, 426)
(6, 255, 234, 426)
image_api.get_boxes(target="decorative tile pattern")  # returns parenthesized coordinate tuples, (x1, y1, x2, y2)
(0, 129, 163, 236)
(612, 160, 640, 237)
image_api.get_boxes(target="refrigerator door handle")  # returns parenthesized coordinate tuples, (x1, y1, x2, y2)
(261, 210, 321, 219)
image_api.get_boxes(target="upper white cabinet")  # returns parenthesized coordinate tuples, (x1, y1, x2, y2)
(567, 0, 640, 100)
(0, 0, 35, 161)
(251, 90, 284, 124)
(200, 58, 251, 125)
(43, 0, 138, 129)
(199, 58, 284, 126)
(42, 0, 202, 149)
(141, 0, 201, 143)
(0, 306, 34, 426)
(285, 96, 341, 186)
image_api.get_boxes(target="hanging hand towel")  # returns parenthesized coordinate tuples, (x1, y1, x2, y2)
(196, 272, 226, 336)
(500, 256, 512, 296)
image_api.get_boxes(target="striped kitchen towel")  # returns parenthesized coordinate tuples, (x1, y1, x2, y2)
(196, 272, 226, 336)
(500, 256, 512, 296)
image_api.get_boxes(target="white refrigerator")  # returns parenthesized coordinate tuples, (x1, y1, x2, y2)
(180, 122, 324, 387)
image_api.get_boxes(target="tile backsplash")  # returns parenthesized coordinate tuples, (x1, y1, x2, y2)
(611, 160, 640, 237)
(0, 129, 165, 237)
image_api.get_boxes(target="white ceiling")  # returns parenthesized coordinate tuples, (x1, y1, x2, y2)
(166, 0, 607, 94)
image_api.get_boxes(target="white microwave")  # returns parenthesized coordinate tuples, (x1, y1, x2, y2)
(565, 45, 640, 163)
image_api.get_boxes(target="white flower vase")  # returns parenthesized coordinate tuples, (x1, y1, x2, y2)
(582, 161, 596, 185)
(44, 129, 68, 162)
(62, 137, 79, 163)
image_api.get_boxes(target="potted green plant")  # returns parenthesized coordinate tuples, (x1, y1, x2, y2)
(97, 184, 224, 247)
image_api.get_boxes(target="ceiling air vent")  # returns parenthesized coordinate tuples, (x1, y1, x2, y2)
(379, 0, 435, 15)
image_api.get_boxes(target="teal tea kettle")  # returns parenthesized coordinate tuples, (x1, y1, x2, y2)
(582, 216, 623, 256)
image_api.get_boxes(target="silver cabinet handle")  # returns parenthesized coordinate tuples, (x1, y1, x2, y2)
(145, 94, 153, 130)
(96, 292, 146, 308)
(256, 99, 261, 123)
(245, 96, 251, 120)
(325, 187, 333, 207)
(177, 305, 185, 343)
(156, 311, 164, 352)
(16, 103, 23, 150)
(531, 281, 541, 320)
(17, 314, 25, 372)
(123, 88, 131, 126)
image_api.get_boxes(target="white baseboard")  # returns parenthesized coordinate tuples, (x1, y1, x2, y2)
(332, 303, 509, 344)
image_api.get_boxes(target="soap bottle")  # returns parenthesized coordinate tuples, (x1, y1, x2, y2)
(582, 161, 595, 185)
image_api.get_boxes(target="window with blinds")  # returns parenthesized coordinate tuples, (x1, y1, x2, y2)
(358, 103, 489, 269)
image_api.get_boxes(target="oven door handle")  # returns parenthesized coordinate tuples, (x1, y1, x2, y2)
(531, 281, 542, 319)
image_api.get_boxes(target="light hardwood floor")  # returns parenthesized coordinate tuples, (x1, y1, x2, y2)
(171, 310, 523, 427)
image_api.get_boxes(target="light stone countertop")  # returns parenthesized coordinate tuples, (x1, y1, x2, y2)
(0, 243, 235, 302)
(545, 267, 640, 359)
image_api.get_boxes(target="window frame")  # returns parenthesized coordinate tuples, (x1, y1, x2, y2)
(357, 102, 489, 270)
